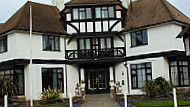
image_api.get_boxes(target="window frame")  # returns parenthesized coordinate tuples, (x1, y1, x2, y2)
(130, 29, 148, 47)
(169, 60, 190, 87)
(95, 6, 116, 19)
(72, 8, 92, 20)
(0, 66, 24, 95)
(43, 35, 60, 51)
(0, 36, 7, 53)
(78, 37, 113, 50)
(131, 62, 152, 89)
(42, 68, 64, 92)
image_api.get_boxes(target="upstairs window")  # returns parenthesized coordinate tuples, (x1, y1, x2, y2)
(73, 9, 79, 20)
(0, 36, 7, 53)
(95, 6, 115, 19)
(131, 29, 148, 47)
(73, 8, 92, 20)
(43, 35, 60, 51)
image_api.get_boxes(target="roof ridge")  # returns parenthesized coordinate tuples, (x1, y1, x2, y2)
(29, 1, 57, 7)
(160, 0, 174, 20)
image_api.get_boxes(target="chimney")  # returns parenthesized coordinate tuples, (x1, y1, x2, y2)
(52, 0, 64, 11)
(122, 0, 138, 9)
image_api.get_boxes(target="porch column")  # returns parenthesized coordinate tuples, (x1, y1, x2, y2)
(109, 66, 114, 81)
(80, 68, 85, 81)
(80, 68, 86, 98)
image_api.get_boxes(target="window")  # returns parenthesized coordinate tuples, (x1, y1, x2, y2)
(0, 68, 24, 95)
(100, 37, 112, 49)
(0, 36, 7, 53)
(79, 39, 91, 50)
(131, 29, 148, 47)
(79, 8, 85, 20)
(131, 63, 152, 89)
(170, 61, 189, 86)
(78, 37, 112, 50)
(73, 9, 79, 20)
(72, 8, 92, 20)
(95, 6, 115, 19)
(43, 35, 60, 51)
(42, 68, 63, 92)
(86, 8, 92, 19)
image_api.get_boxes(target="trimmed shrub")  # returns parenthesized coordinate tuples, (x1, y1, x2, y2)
(142, 77, 173, 98)
(40, 86, 61, 104)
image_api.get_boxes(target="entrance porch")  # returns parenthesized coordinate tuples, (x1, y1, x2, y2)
(79, 65, 115, 94)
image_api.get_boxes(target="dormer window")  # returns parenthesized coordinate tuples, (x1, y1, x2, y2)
(95, 6, 115, 19)
(73, 8, 92, 20)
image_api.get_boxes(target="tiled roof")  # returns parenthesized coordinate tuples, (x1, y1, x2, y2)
(123, 0, 190, 31)
(0, 1, 67, 35)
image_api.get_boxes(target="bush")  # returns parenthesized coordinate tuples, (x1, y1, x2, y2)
(142, 77, 173, 98)
(0, 77, 19, 98)
(40, 86, 61, 104)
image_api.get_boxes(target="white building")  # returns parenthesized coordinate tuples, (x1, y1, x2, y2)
(0, 0, 190, 100)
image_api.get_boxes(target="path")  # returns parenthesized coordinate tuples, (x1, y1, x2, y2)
(81, 94, 120, 107)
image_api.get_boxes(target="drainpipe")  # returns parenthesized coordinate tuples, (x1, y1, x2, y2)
(122, 33, 130, 94)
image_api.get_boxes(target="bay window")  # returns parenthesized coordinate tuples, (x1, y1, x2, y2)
(0, 68, 24, 95)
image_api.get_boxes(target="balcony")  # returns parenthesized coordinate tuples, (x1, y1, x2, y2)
(66, 47, 125, 59)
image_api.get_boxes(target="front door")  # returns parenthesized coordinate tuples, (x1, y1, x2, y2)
(85, 67, 110, 94)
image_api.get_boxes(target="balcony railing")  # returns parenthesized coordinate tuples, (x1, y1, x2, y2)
(66, 47, 125, 59)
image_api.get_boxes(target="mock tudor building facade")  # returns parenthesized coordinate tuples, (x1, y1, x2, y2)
(0, 0, 190, 100)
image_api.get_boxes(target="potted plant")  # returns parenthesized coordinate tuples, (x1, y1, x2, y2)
(80, 80, 85, 89)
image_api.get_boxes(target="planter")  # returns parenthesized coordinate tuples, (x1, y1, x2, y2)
(81, 83, 85, 88)
(109, 81, 114, 86)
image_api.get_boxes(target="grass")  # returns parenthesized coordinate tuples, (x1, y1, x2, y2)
(133, 98, 190, 107)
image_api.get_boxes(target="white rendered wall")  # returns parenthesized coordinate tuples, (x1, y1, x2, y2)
(0, 33, 18, 62)
(127, 57, 170, 95)
(66, 38, 77, 50)
(125, 23, 185, 57)
(115, 62, 128, 93)
(66, 64, 79, 96)
(113, 35, 125, 48)
(0, 32, 65, 62)
(24, 64, 66, 100)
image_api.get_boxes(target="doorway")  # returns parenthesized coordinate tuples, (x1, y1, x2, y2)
(85, 67, 110, 94)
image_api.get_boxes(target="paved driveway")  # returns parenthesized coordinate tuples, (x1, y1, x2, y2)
(81, 94, 120, 107)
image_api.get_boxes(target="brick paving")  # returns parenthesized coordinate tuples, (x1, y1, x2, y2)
(81, 94, 120, 107)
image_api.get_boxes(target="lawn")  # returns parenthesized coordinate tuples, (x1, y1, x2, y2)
(133, 98, 190, 107)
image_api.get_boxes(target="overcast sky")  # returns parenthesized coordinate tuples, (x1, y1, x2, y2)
(0, 0, 190, 23)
